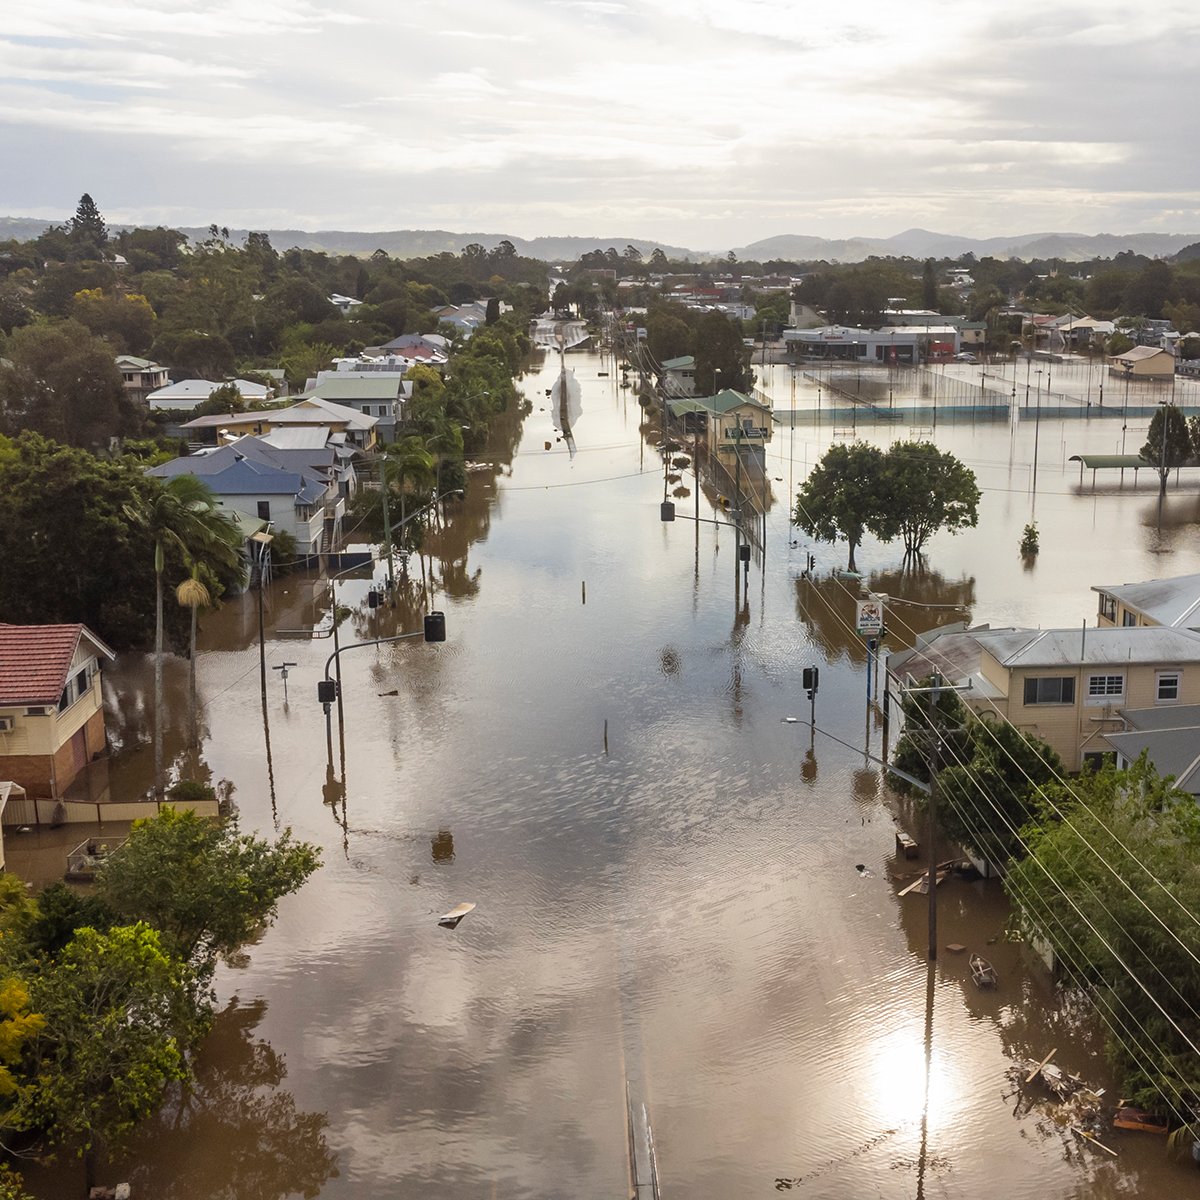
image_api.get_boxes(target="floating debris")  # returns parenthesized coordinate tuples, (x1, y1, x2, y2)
(438, 902, 476, 929)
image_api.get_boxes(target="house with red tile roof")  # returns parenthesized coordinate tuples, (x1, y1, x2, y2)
(0, 623, 114, 807)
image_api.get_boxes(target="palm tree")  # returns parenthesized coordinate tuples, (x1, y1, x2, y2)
(425, 420, 464, 526)
(383, 437, 434, 577)
(125, 475, 242, 797)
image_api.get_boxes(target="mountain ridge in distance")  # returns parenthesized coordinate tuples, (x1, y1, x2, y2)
(1, 216, 1197, 263)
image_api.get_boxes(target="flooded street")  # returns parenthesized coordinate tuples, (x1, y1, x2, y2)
(27, 351, 1200, 1198)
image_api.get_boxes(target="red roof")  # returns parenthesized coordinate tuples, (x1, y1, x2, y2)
(0, 623, 114, 706)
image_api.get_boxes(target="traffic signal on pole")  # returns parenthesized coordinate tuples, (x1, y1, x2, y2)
(660, 501, 675, 522)
(367, 589, 380, 609)
(317, 679, 338, 705)
(739, 543, 751, 563)
(424, 611, 446, 643)
(802, 666, 819, 699)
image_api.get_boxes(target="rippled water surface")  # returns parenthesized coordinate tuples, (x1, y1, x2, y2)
(23, 353, 1200, 1198)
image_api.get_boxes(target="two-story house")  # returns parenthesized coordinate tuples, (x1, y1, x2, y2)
(302, 373, 410, 443)
(1093, 572, 1200, 631)
(0, 622, 114, 803)
(148, 437, 347, 558)
(114, 355, 170, 405)
(887, 624, 1200, 772)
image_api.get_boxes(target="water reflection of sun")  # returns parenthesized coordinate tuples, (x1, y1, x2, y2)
(866, 1025, 962, 1132)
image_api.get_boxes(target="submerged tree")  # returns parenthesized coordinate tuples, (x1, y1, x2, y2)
(875, 441, 981, 557)
(1139, 402, 1193, 498)
(124, 475, 242, 798)
(794, 442, 886, 572)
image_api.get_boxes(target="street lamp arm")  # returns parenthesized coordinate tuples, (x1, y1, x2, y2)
(325, 629, 426, 682)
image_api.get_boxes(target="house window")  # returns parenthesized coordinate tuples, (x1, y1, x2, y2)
(257, 501, 271, 521)
(1098, 595, 1116, 622)
(1122, 611, 1138, 627)
(1157, 671, 1181, 703)
(1087, 674, 1125, 699)
(1023, 676, 1075, 705)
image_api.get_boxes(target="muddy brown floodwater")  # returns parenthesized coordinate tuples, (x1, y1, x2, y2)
(20, 351, 1200, 1198)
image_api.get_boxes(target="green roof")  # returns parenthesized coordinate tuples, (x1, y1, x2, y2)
(307, 377, 401, 401)
(226, 509, 271, 539)
(669, 388, 768, 418)
(660, 355, 695, 371)
(1069, 454, 1154, 469)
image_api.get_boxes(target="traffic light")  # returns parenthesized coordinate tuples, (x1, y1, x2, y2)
(802, 666, 820, 699)
(660, 500, 675, 522)
(807, 552, 816, 572)
(424, 611, 447, 643)
(367, 589, 380, 609)
(738, 543, 751, 563)
(317, 679, 338, 705)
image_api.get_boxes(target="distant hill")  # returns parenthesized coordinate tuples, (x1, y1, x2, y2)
(735, 228, 1200, 264)
(0, 217, 694, 262)
(4, 214, 1198, 264)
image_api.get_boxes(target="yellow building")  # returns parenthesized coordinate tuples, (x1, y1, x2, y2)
(1092, 572, 1200, 631)
(1107, 345, 1175, 379)
(888, 624, 1200, 772)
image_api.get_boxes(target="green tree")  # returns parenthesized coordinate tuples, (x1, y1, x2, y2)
(383, 436, 435, 567)
(1006, 757, 1200, 1110)
(68, 193, 107, 249)
(874, 441, 981, 557)
(694, 309, 752, 394)
(1139, 402, 1193, 498)
(645, 309, 693, 364)
(13, 923, 194, 1166)
(649, 248, 669, 271)
(794, 442, 886, 572)
(922, 259, 938, 310)
(123, 475, 243, 798)
(192, 381, 248, 417)
(97, 809, 320, 990)
(0, 319, 140, 447)
(937, 717, 1064, 865)
(70, 288, 156, 354)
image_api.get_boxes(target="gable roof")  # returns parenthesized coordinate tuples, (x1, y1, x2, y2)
(669, 388, 771, 418)
(976, 625, 1200, 667)
(0, 623, 115, 706)
(271, 396, 377, 432)
(1111, 346, 1173, 362)
(308, 376, 402, 402)
(1092, 573, 1200, 629)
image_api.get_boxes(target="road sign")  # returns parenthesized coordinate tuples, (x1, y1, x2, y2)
(856, 598, 883, 636)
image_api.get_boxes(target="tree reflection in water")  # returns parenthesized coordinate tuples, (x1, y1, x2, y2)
(107, 998, 338, 1200)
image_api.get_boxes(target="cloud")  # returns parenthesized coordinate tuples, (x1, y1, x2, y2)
(0, 0, 1197, 245)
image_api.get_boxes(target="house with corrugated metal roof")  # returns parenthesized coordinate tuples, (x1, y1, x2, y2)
(1102, 704, 1200, 798)
(1093, 572, 1200, 631)
(888, 623, 1200, 771)
(0, 623, 114, 807)
(1108, 345, 1175, 379)
(148, 437, 347, 558)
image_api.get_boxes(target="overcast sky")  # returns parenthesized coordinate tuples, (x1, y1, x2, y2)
(2, 0, 1198, 250)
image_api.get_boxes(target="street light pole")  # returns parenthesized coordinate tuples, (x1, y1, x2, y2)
(1032, 371, 1043, 496)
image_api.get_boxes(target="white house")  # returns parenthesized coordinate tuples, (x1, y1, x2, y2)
(146, 378, 271, 412)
